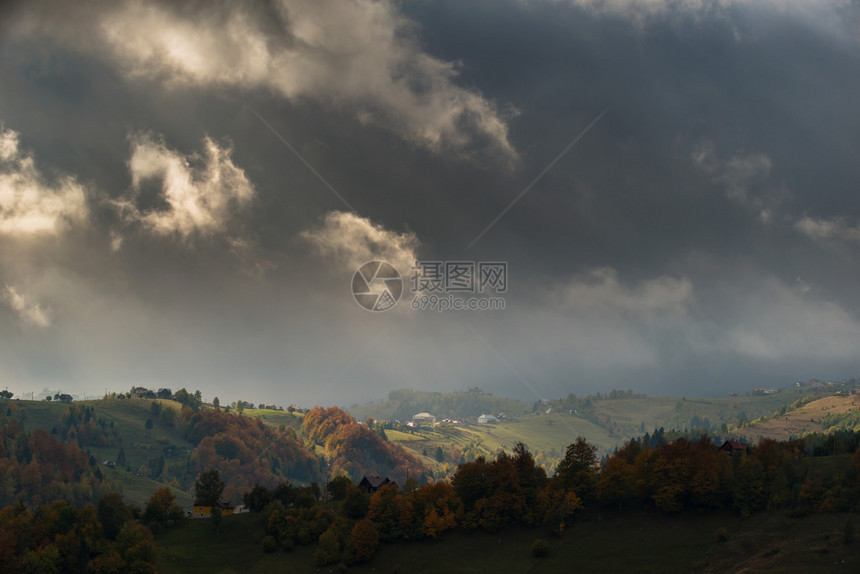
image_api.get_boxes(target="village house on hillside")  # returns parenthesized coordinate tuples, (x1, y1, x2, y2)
(478, 413, 498, 424)
(257, 403, 282, 410)
(191, 502, 235, 518)
(411, 412, 436, 425)
(358, 475, 397, 494)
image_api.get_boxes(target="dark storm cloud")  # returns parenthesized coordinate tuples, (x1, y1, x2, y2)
(404, 0, 860, 263)
(1, 0, 859, 405)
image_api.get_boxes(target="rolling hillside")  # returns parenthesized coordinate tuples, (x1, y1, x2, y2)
(348, 386, 825, 471)
(4, 398, 327, 507)
(5, 396, 429, 507)
(6, 385, 847, 507)
(733, 394, 860, 442)
(585, 387, 813, 437)
(384, 413, 616, 474)
(5, 398, 199, 507)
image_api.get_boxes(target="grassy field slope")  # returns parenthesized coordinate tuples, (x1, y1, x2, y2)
(241, 408, 304, 434)
(385, 413, 617, 471)
(735, 395, 860, 442)
(589, 387, 812, 436)
(154, 508, 858, 573)
(352, 387, 821, 470)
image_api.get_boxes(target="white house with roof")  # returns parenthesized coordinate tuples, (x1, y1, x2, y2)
(411, 412, 437, 425)
(478, 414, 498, 424)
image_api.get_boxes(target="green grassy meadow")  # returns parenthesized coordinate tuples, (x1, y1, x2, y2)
(387, 413, 615, 467)
(241, 408, 304, 433)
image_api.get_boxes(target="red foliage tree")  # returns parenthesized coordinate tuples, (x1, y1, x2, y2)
(184, 409, 322, 504)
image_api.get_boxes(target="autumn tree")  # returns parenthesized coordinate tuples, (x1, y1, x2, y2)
(302, 406, 355, 447)
(244, 484, 274, 512)
(650, 439, 692, 513)
(350, 518, 379, 562)
(313, 517, 350, 566)
(115, 521, 157, 571)
(690, 439, 729, 511)
(408, 481, 460, 538)
(143, 488, 184, 532)
(597, 454, 633, 511)
(326, 475, 353, 501)
(540, 489, 582, 537)
(367, 485, 409, 540)
(340, 484, 370, 519)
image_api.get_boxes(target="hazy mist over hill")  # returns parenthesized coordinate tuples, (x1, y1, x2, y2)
(2, 0, 860, 406)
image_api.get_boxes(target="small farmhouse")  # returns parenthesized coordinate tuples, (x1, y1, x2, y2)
(719, 440, 749, 456)
(358, 475, 397, 494)
(411, 412, 436, 425)
(477, 414, 498, 424)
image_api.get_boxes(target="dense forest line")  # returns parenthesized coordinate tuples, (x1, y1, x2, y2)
(241, 431, 860, 567)
(3, 428, 858, 571)
(0, 495, 159, 573)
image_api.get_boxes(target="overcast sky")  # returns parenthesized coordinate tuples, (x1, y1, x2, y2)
(2, 0, 860, 406)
